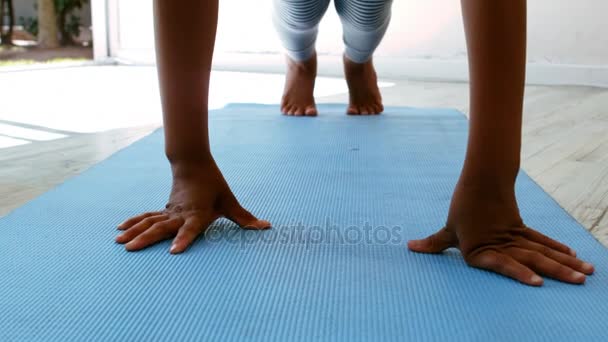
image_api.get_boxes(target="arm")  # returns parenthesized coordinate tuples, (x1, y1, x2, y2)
(408, 0, 594, 286)
(154, 0, 214, 164)
(115, 0, 270, 254)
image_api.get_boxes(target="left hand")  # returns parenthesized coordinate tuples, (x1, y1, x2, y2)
(408, 180, 594, 286)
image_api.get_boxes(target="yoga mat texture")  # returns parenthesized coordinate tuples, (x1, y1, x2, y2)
(1, 104, 607, 341)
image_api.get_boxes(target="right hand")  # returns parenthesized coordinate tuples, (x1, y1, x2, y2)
(115, 159, 270, 254)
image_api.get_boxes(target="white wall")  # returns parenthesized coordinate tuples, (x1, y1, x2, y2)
(102, 0, 608, 87)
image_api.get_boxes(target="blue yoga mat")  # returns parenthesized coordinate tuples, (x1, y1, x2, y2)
(1, 104, 607, 341)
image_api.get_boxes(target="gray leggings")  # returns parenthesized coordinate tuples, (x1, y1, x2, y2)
(273, 0, 393, 63)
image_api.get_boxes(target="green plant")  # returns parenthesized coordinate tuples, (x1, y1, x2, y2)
(56, 0, 88, 45)
(64, 14, 81, 40)
(18, 16, 38, 36)
(24, 0, 88, 44)
(0, 0, 15, 45)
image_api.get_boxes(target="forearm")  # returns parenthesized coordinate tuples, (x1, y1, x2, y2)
(411, 0, 595, 285)
(153, 0, 218, 164)
(460, 0, 527, 189)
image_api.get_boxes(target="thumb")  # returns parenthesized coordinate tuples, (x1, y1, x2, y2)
(408, 227, 457, 254)
(221, 196, 271, 230)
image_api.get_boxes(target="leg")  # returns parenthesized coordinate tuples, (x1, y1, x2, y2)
(336, 0, 393, 115)
(273, 0, 330, 116)
(408, 0, 594, 286)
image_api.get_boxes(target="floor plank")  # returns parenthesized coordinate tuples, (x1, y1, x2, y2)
(1, 67, 607, 248)
(318, 80, 608, 246)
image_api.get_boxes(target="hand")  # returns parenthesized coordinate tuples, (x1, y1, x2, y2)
(408, 180, 594, 286)
(116, 159, 270, 253)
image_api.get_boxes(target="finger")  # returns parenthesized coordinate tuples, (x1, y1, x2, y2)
(170, 216, 214, 254)
(467, 249, 543, 286)
(521, 240, 594, 275)
(521, 228, 576, 256)
(407, 227, 457, 254)
(217, 191, 270, 230)
(125, 217, 183, 251)
(223, 201, 271, 230)
(507, 247, 586, 284)
(117, 211, 164, 230)
(115, 214, 169, 243)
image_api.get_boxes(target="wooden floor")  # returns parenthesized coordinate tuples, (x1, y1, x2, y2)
(320, 80, 608, 246)
(1, 69, 607, 247)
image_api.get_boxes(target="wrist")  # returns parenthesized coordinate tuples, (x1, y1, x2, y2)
(166, 146, 212, 165)
(167, 151, 215, 178)
(450, 173, 523, 228)
(460, 153, 520, 186)
(456, 167, 518, 206)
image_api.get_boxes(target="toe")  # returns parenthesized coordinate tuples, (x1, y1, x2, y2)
(347, 105, 359, 115)
(372, 104, 382, 115)
(305, 106, 318, 116)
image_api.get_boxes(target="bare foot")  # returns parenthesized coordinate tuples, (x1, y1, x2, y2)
(281, 53, 318, 116)
(343, 55, 384, 115)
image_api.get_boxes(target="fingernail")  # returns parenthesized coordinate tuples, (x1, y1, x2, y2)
(531, 275, 543, 285)
(572, 271, 585, 281)
(569, 249, 577, 257)
(583, 262, 595, 274)
(170, 244, 179, 254)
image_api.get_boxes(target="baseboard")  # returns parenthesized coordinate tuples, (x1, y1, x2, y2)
(0, 60, 113, 73)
